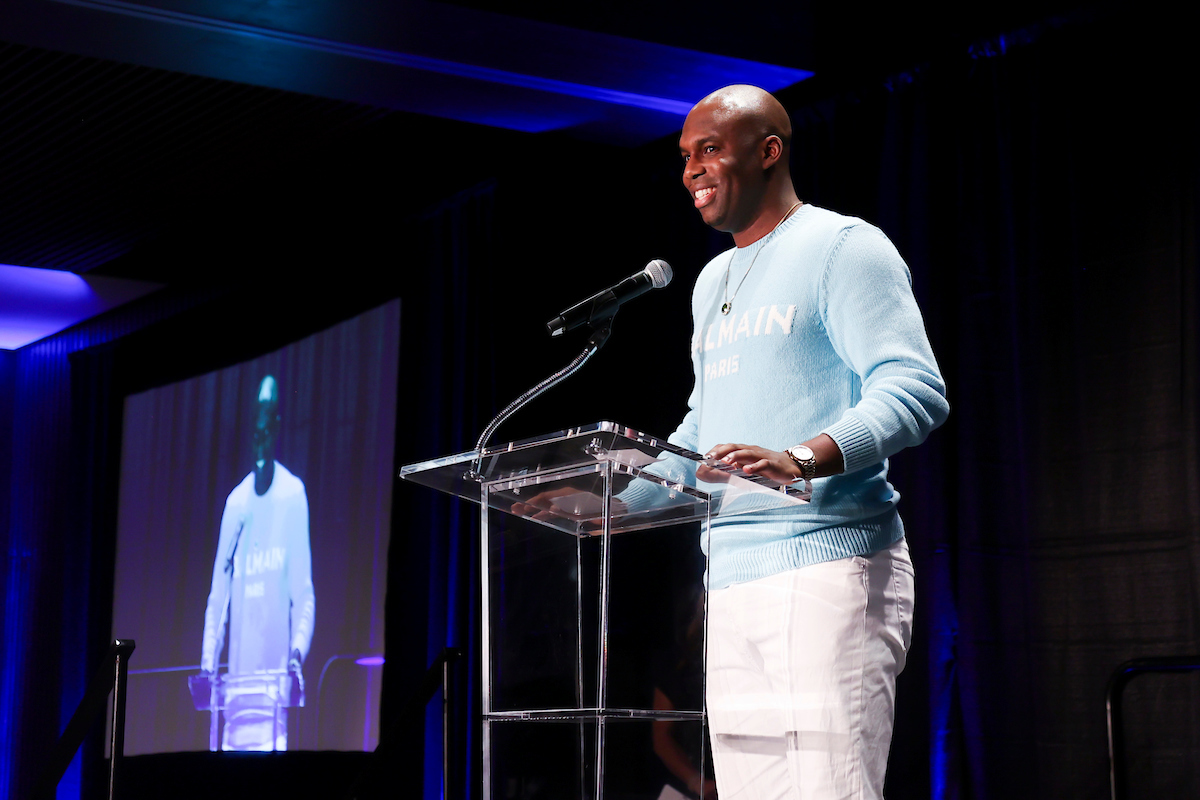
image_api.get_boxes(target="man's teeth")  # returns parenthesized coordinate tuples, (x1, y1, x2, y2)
(695, 187, 715, 200)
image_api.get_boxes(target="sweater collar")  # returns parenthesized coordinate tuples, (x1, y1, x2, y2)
(730, 202, 812, 259)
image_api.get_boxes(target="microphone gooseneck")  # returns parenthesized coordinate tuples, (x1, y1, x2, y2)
(470, 259, 672, 475)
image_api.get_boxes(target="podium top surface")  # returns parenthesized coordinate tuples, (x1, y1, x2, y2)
(400, 422, 809, 535)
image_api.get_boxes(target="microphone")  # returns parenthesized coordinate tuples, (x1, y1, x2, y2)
(547, 259, 673, 337)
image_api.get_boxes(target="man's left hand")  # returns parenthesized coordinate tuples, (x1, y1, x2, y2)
(706, 434, 844, 482)
(705, 443, 802, 484)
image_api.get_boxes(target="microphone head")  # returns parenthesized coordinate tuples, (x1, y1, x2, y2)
(645, 259, 673, 289)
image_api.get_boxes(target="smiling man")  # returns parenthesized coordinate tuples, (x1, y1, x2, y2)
(671, 85, 949, 798)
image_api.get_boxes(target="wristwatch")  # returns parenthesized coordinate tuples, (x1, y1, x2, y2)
(785, 444, 817, 481)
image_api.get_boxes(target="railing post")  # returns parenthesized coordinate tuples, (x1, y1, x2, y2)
(343, 646, 461, 800)
(37, 639, 136, 800)
(108, 639, 134, 800)
(443, 654, 452, 800)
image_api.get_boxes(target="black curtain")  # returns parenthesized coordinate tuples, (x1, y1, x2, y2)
(0, 288, 202, 799)
(780, 13, 1199, 799)
(432, 15, 1200, 795)
(517, 11, 1199, 799)
(386, 181, 496, 800)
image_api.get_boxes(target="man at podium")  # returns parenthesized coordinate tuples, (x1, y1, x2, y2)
(672, 85, 949, 798)
(200, 375, 316, 750)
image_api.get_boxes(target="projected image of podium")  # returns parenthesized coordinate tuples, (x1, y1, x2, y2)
(188, 669, 304, 751)
(402, 422, 809, 799)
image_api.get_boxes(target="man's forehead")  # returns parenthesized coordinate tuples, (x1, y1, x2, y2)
(680, 103, 746, 145)
(257, 375, 278, 403)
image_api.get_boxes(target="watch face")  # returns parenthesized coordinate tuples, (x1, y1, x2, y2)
(788, 445, 816, 479)
(790, 445, 814, 461)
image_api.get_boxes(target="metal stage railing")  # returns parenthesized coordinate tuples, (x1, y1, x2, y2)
(1106, 654, 1200, 800)
(37, 638, 136, 800)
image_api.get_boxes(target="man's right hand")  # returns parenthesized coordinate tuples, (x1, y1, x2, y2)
(509, 486, 581, 521)
(510, 487, 626, 530)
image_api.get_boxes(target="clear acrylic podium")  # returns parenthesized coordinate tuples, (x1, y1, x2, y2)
(400, 422, 809, 799)
(187, 669, 304, 751)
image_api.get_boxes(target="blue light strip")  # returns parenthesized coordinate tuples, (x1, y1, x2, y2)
(354, 655, 384, 667)
(0, 264, 161, 350)
(51, 0, 698, 116)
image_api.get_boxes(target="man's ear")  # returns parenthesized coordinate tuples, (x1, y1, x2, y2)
(761, 134, 784, 168)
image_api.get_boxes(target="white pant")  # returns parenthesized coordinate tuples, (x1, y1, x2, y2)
(705, 538, 914, 800)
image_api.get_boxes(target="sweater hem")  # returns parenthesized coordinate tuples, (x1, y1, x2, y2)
(707, 513, 904, 590)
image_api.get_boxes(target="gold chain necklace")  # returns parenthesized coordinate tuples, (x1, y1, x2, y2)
(721, 200, 803, 316)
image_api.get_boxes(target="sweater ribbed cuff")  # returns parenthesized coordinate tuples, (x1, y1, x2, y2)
(822, 414, 880, 475)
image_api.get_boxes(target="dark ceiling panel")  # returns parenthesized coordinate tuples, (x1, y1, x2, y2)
(0, 0, 1081, 343)
(3, 0, 810, 142)
(0, 39, 392, 272)
(0, 0, 815, 279)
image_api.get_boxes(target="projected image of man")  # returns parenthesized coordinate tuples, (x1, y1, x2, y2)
(200, 375, 315, 751)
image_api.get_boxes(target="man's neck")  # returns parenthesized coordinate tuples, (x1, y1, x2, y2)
(731, 193, 803, 248)
(255, 460, 275, 496)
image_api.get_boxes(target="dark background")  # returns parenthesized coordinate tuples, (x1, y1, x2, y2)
(2, 3, 1199, 799)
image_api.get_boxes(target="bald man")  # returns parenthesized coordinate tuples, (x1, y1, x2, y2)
(201, 375, 315, 751)
(670, 86, 948, 798)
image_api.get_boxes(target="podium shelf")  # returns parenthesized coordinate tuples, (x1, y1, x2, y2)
(400, 421, 809, 537)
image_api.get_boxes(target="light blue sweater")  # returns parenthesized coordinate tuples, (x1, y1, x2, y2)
(667, 204, 948, 589)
